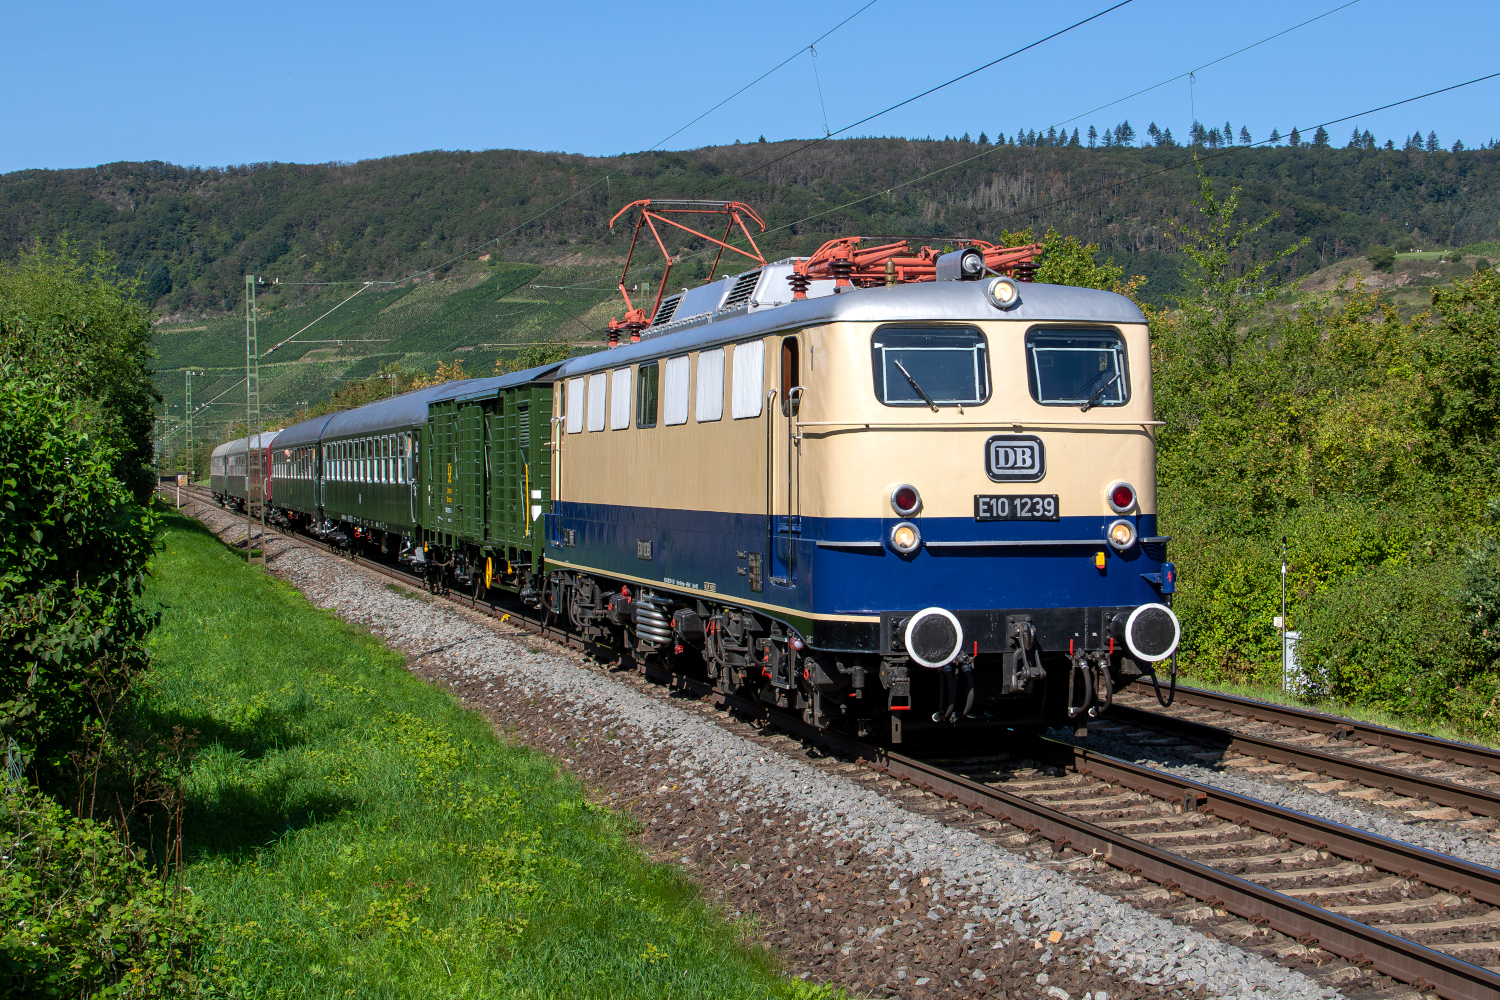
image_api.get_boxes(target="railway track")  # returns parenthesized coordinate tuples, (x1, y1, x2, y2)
(164, 487, 1500, 999)
(1106, 683, 1500, 831)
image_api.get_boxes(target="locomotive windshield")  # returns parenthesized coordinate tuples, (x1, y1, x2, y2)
(1025, 329, 1129, 408)
(871, 326, 990, 407)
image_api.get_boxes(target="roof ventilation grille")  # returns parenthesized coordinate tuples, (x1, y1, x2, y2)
(651, 293, 683, 327)
(720, 269, 762, 312)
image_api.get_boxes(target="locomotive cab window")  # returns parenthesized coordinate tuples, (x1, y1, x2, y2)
(1025, 328, 1129, 408)
(871, 326, 989, 407)
(781, 336, 801, 416)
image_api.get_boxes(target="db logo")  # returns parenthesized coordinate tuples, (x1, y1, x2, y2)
(984, 435, 1045, 482)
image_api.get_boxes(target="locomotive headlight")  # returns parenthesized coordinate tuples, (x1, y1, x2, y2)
(1106, 518, 1137, 552)
(890, 521, 922, 554)
(987, 276, 1021, 310)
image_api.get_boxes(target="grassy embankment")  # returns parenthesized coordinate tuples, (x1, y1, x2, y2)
(144, 509, 806, 998)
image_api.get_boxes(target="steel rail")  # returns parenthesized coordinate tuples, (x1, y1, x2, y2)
(165, 487, 1500, 999)
(1120, 681, 1500, 774)
(1107, 702, 1500, 819)
(870, 740, 1500, 1000)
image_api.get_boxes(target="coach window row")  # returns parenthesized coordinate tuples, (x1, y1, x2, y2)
(321, 433, 415, 483)
(272, 446, 318, 480)
(563, 339, 784, 435)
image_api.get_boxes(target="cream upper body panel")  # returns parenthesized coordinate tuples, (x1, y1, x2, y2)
(551, 280, 1155, 520)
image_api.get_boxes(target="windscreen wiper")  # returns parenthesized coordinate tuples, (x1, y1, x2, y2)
(1080, 373, 1120, 412)
(893, 359, 940, 413)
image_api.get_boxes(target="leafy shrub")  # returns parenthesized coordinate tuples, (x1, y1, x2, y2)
(1367, 245, 1397, 272)
(0, 369, 158, 770)
(0, 241, 160, 501)
(0, 785, 202, 997)
(1298, 560, 1473, 718)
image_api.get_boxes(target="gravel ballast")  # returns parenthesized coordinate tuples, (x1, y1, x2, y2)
(179, 504, 1342, 999)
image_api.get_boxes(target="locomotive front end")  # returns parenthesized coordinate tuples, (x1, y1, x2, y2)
(792, 279, 1177, 743)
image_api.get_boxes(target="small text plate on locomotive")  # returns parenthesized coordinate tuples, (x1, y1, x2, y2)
(973, 494, 1059, 521)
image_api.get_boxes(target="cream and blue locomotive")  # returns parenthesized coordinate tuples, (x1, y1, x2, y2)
(223, 231, 1180, 744)
(544, 255, 1179, 743)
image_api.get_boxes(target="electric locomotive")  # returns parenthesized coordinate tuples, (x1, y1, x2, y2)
(543, 206, 1178, 745)
(219, 199, 1179, 746)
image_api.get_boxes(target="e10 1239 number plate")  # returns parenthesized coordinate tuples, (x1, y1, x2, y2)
(974, 495, 1059, 521)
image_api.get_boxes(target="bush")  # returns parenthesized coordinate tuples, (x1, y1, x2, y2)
(0, 785, 203, 998)
(0, 369, 157, 770)
(0, 241, 160, 501)
(1367, 245, 1397, 272)
(1298, 560, 1474, 718)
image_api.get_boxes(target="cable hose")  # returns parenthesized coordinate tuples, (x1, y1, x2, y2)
(1090, 660, 1114, 717)
(1068, 656, 1095, 719)
(961, 664, 976, 718)
(1151, 653, 1179, 707)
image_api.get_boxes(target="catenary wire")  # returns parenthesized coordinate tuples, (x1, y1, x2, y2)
(701, 0, 1136, 194)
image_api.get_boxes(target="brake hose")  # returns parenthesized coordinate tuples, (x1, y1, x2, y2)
(961, 662, 976, 718)
(1151, 653, 1178, 707)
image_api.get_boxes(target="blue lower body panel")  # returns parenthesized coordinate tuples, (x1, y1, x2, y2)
(547, 500, 1166, 622)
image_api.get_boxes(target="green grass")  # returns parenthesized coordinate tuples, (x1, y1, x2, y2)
(142, 510, 803, 999)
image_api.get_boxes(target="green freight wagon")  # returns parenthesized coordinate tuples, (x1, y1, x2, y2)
(422, 364, 562, 600)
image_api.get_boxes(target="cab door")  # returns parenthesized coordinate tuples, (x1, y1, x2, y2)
(770, 335, 802, 588)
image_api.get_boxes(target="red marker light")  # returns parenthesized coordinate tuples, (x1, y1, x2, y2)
(1110, 483, 1135, 511)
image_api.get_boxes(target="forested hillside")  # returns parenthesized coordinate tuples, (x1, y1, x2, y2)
(3, 138, 1498, 315)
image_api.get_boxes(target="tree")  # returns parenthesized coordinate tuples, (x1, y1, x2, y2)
(999, 226, 1136, 293)
(1269, 128, 1281, 144)
(1162, 165, 1311, 371)
(1384, 138, 1396, 150)
(1116, 121, 1135, 145)
(1068, 128, 1081, 147)
(1348, 128, 1363, 148)
(1046, 127, 1057, 145)
(1161, 126, 1176, 147)
(977, 132, 989, 145)
(961, 132, 972, 143)
(1087, 125, 1097, 147)
(1289, 127, 1302, 147)
(1452, 139, 1466, 152)
(1147, 122, 1162, 145)
(1207, 128, 1222, 148)
(1312, 126, 1330, 148)
(1404, 131, 1422, 151)
(0, 240, 161, 501)
(1224, 121, 1234, 145)
(1367, 245, 1397, 272)
(1239, 126, 1252, 145)
(1426, 131, 1440, 153)
(1362, 129, 1375, 149)
(1190, 121, 1207, 146)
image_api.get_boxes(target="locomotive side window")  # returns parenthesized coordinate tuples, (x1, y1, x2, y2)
(637, 362, 659, 428)
(870, 326, 989, 407)
(696, 348, 724, 422)
(662, 356, 690, 426)
(1025, 328, 1129, 408)
(731, 341, 764, 419)
(609, 368, 631, 430)
(586, 372, 607, 432)
(565, 378, 584, 434)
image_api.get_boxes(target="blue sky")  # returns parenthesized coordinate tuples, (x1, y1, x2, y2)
(5, 0, 1497, 173)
